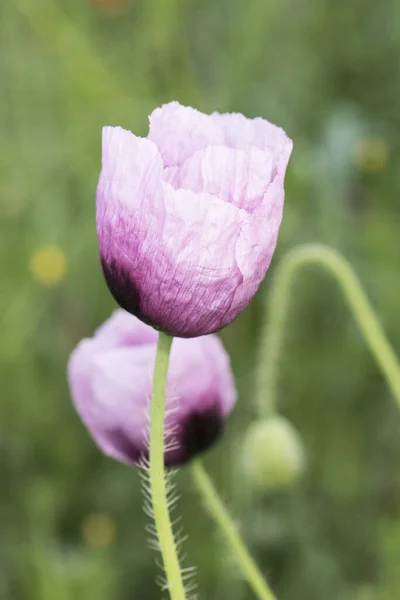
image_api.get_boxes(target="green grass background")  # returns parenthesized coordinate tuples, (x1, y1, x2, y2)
(2, 0, 400, 598)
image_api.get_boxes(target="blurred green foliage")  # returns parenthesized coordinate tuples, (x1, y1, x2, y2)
(1, 0, 400, 598)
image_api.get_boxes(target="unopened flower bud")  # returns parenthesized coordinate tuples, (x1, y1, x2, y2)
(242, 416, 305, 491)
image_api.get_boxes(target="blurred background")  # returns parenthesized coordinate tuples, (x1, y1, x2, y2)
(2, 0, 400, 598)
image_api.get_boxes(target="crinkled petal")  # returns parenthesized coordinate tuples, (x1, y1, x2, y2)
(97, 127, 167, 324)
(148, 101, 224, 167)
(211, 111, 293, 174)
(97, 126, 165, 259)
(164, 144, 274, 214)
(151, 185, 246, 336)
(231, 174, 285, 312)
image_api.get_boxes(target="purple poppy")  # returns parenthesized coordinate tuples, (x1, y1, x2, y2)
(67, 310, 236, 467)
(97, 102, 292, 337)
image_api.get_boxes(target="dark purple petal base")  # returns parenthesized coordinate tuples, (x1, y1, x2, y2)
(106, 404, 224, 468)
(101, 254, 230, 338)
(101, 256, 147, 326)
(165, 404, 224, 467)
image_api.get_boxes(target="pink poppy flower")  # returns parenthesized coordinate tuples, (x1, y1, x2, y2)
(67, 310, 236, 466)
(97, 102, 292, 337)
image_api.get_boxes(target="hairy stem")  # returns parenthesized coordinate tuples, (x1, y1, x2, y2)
(256, 243, 400, 415)
(191, 461, 277, 600)
(150, 333, 186, 600)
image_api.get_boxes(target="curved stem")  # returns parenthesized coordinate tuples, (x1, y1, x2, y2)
(191, 461, 277, 600)
(256, 244, 400, 416)
(150, 333, 186, 600)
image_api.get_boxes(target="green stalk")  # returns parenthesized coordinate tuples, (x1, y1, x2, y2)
(150, 333, 186, 600)
(256, 244, 400, 415)
(191, 461, 277, 600)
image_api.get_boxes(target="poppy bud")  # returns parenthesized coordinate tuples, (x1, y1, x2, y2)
(242, 416, 305, 491)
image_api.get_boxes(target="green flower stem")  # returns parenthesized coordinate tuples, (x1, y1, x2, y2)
(150, 332, 186, 600)
(191, 461, 277, 600)
(256, 243, 400, 416)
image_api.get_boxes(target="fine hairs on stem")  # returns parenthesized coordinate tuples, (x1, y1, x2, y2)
(191, 461, 277, 600)
(148, 332, 187, 600)
(256, 243, 400, 414)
